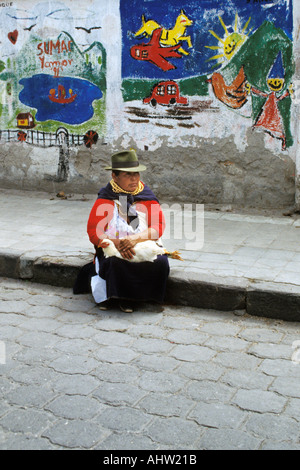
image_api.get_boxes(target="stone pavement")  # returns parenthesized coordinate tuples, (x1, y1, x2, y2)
(0, 188, 300, 321)
(1, 278, 300, 450)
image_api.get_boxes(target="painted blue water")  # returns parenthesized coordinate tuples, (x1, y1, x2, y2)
(19, 74, 102, 125)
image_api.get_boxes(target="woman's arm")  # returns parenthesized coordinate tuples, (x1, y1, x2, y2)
(126, 227, 159, 243)
(87, 198, 114, 246)
(116, 228, 159, 260)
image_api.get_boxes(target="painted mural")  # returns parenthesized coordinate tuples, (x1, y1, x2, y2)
(0, 0, 106, 151)
(121, 0, 294, 150)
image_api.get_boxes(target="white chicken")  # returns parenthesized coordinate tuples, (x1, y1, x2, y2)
(101, 238, 166, 263)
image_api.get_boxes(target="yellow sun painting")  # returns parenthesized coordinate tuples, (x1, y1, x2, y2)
(206, 13, 252, 67)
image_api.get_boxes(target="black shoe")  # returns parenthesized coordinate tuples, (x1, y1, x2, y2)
(119, 302, 134, 313)
(98, 299, 112, 311)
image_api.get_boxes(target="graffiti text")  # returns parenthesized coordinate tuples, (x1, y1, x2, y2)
(37, 40, 72, 56)
(39, 57, 73, 77)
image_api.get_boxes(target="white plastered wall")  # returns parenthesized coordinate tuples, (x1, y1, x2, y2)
(293, 1, 300, 208)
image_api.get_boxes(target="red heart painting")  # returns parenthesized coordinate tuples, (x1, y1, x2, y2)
(8, 30, 18, 44)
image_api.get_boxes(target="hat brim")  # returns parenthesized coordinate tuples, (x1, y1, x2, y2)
(104, 164, 147, 172)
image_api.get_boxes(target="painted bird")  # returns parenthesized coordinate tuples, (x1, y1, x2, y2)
(208, 66, 248, 109)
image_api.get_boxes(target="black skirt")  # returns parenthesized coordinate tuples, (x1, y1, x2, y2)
(98, 254, 170, 303)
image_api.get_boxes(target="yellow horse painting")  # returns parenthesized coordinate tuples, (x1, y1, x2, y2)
(134, 10, 193, 55)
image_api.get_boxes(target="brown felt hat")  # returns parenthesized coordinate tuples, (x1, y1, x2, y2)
(104, 149, 147, 172)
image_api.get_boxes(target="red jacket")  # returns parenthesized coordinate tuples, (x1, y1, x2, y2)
(87, 198, 166, 247)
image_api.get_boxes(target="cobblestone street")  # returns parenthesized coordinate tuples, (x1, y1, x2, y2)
(1, 277, 300, 450)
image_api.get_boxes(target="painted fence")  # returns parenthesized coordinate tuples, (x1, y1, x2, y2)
(0, 128, 96, 147)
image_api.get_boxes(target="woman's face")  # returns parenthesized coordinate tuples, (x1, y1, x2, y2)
(112, 171, 140, 192)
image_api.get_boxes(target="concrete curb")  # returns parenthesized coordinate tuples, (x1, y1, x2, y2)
(0, 249, 91, 288)
(1, 251, 300, 323)
(165, 272, 300, 322)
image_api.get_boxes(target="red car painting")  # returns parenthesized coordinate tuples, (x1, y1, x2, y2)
(143, 80, 188, 107)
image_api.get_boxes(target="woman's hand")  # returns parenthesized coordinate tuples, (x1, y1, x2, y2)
(98, 237, 136, 260)
(117, 229, 158, 260)
(118, 237, 136, 260)
(99, 231, 158, 261)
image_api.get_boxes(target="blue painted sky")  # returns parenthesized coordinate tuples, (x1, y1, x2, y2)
(120, 0, 293, 80)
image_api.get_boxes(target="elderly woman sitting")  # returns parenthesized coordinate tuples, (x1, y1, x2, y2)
(86, 149, 170, 313)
